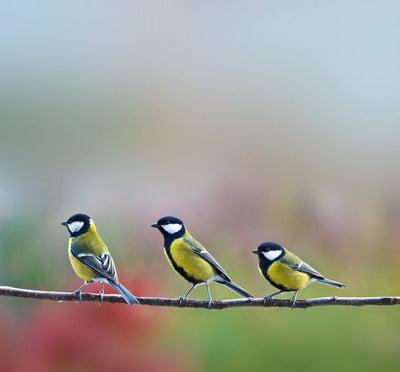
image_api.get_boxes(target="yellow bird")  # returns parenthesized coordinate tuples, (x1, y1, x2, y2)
(62, 213, 139, 305)
(252, 242, 345, 307)
(152, 216, 253, 306)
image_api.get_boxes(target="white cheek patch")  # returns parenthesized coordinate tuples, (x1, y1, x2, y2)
(68, 221, 84, 233)
(162, 223, 183, 234)
(263, 250, 282, 261)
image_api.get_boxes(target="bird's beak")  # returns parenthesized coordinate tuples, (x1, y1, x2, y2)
(151, 223, 160, 228)
(61, 221, 67, 226)
(252, 249, 259, 254)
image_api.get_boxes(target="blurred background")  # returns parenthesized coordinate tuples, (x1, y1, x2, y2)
(1, 1, 400, 371)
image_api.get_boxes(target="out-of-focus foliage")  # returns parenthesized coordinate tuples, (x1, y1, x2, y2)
(0, 191, 400, 371)
(2, 277, 189, 372)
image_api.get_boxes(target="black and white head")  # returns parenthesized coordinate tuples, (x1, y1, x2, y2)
(252, 242, 285, 262)
(151, 216, 185, 237)
(62, 213, 93, 237)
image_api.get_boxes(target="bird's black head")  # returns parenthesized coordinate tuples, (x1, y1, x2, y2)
(151, 216, 185, 238)
(252, 241, 285, 262)
(61, 213, 92, 237)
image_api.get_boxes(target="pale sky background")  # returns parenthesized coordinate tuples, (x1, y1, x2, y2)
(0, 1, 399, 221)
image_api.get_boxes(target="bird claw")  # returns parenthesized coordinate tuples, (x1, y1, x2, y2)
(290, 298, 296, 309)
(178, 296, 186, 307)
(263, 296, 272, 305)
(74, 290, 82, 301)
(99, 290, 104, 303)
(207, 300, 212, 309)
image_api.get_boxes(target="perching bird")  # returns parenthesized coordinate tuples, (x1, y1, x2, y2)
(62, 213, 139, 305)
(151, 216, 253, 306)
(252, 242, 345, 307)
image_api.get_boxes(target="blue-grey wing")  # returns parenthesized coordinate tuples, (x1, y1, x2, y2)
(183, 236, 231, 281)
(70, 244, 117, 283)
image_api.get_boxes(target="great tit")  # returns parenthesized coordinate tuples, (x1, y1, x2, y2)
(62, 213, 139, 305)
(152, 216, 253, 305)
(252, 242, 345, 307)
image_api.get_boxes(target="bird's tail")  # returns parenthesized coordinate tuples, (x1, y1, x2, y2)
(318, 278, 346, 288)
(108, 281, 140, 305)
(215, 277, 254, 298)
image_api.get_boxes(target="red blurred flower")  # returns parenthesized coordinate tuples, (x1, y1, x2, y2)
(11, 274, 188, 372)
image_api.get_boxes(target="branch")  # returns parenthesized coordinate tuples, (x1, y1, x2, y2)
(0, 286, 399, 308)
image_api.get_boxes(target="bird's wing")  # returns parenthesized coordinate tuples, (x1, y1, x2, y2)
(183, 236, 231, 281)
(70, 241, 118, 283)
(281, 251, 324, 280)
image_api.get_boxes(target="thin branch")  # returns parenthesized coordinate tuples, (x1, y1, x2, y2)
(0, 286, 399, 308)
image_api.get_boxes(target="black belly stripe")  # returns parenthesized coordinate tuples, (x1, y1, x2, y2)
(164, 245, 203, 285)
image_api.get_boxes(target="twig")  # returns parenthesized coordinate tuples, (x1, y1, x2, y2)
(0, 286, 399, 309)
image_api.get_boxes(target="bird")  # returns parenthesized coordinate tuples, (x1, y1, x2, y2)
(151, 216, 253, 306)
(62, 213, 139, 305)
(252, 241, 345, 307)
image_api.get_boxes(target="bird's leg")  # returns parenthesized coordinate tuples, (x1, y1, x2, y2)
(179, 283, 197, 305)
(263, 290, 285, 304)
(184, 283, 198, 299)
(74, 281, 89, 301)
(205, 282, 213, 309)
(290, 291, 299, 308)
(99, 282, 105, 303)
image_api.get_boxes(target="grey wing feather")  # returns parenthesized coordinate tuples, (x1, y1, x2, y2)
(289, 261, 325, 280)
(100, 253, 116, 277)
(183, 236, 231, 281)
(71, 246, 117, 283)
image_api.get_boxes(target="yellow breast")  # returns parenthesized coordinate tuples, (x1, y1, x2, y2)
(267, 261, 310, 290)
(68, 243, 96, 282)
(168, 239, 215, 282)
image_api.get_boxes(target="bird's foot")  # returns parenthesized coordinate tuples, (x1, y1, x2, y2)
(99, 290, 104, 304)
(263, 296, 273, 305)
(74, 290, 82, 301)
(207, 299, 212, 309)
(178, 296, 187, 307)
(290, 298, 297, 309)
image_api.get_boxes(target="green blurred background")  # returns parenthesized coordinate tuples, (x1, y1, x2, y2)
(1, 1, 400, 371)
